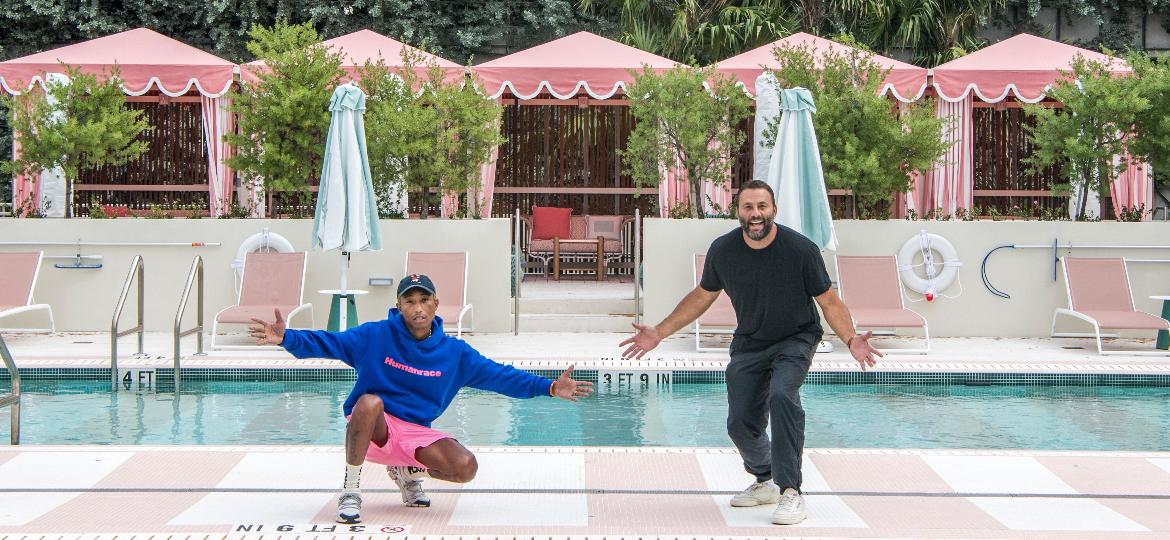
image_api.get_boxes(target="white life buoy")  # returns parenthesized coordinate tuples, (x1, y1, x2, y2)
(232, 229, 295, 294)
(897, 230, 961, 301)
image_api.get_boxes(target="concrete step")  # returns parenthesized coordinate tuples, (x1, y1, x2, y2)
(515, 313, 636, 333)
(516, 297, 635, 315)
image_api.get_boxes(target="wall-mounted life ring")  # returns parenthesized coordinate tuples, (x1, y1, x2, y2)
(897, 231, 961, 301)
(232, 229, 295, 294)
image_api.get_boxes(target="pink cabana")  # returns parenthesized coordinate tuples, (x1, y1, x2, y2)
(714, 32, 928, 103)
(920, 33, 1146, 218)
(472, 32, 685, 218)
(0, 28, 238, 216)
(242, 29, 464, 85)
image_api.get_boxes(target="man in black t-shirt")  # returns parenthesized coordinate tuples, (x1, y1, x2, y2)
(619, 180, 881, 526)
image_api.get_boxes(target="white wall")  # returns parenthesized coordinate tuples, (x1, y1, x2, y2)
(0, 218, 512, 333)
(644, 218, 1170, 338)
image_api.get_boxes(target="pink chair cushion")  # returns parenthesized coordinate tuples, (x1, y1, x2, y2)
(1079, 310, 1170, 330)
(528, 239, 621, 253)
(569, 216, 588, 239)
(531, 206, 571, 240)
(586, 215, 623, 240)
(695, 254, 737, 327)
(1065, 258, 1138, 313)
(405, 252, 468, 311)
(0, 252, 41, 308)
(217, 305, 303, 324)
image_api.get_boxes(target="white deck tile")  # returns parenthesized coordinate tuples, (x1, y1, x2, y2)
(923, 455, 1077, 495)
(168, 492, 335, 525)
(0, 451, 133, 488)
(695, 452, 829, 492)
(463, 452, 585, 489)
(0, 493, 82, 526)
(218, 451, 344, 489)
(970, 497, 1148, 532)
(712, 494, 866, 528)
(448, 493, 588, 527)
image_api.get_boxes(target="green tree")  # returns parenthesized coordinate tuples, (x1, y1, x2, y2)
(579, 0, 798, 65)
(623, 65, 753, 218)
(1126, 52, 1170, 189)
(2, 66, 151, 217)
(766, 37, 948, 211)
(831, 0, 1004, 66)
(358, 49, 502, 219)
(1024, 55, 1148, 220)
(225, 20, 344, 216)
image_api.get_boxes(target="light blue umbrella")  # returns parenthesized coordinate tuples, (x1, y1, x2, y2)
(758, 81, 838, 251)
(313, 83, 383, 328)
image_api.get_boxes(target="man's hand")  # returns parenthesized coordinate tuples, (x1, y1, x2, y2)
(552, 365, 594, 402)
(618, 323, 662, 360)
(847, 331, 883, 370)
(248, 309, 286, 346)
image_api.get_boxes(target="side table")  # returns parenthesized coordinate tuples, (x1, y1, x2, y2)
(319, 289, 369, 331)
(1150, 295, 1170, 349)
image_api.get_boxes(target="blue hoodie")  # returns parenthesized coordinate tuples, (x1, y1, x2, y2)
(281, 309, 553, 426)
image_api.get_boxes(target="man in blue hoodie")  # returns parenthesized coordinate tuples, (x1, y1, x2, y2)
(248, 273, 593, 524)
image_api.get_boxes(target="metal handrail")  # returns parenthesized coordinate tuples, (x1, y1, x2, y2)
(111, 255, 146, 390)
(0, 335, 20, 444)
(173, 255, 205, 393)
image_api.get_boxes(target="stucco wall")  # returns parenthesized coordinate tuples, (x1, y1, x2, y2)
(644, 219, 1170, 338)
(0, 218, 512, 333)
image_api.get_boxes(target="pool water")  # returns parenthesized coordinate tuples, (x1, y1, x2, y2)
(2, 380, 1168, 450)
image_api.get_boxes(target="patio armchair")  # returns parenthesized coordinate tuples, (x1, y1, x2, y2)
(0, 251, 55, 333)
(836, 255, 930, 354)
(693, 254, 737, 352)
(1051, 257, 1170, 355)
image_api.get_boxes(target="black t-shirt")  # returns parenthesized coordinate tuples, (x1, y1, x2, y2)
(700, 225, 833, 353)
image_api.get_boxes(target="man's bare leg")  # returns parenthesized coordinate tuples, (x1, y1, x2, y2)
(338, 394, 388, 523)
(416, 438, 478, 482)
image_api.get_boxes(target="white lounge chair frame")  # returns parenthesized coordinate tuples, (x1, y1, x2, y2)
(211, 252, 314, 350)
(1051, 257, 1170, 356)
(0, 251, 55, 333)
(405, 252, 473, 338)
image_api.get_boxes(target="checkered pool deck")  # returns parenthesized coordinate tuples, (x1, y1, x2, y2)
(1, 446, 1169, 539)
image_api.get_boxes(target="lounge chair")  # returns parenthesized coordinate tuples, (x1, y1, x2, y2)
(1051, 257, 1170, 355)
(836, 255, 929, 354)
(405, 252, 473, 337)
(212, 251, 314, 349)
(0, 251, 55, 333)
(694, 254, 736, 352)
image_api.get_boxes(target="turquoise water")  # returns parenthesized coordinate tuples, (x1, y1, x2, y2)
(2, 380, 1169, 450)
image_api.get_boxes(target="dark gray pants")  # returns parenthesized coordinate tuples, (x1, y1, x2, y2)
(725, 334, 816, 490)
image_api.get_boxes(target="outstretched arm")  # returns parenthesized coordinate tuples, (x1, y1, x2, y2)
(619, 286, 719, 359)
(249, 308, 361, 365)
(814, 288, 882, 370)
(549, 365, 594, 402)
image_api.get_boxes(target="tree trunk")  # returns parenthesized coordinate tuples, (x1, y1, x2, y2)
(420, 186, 430, 219)
(65, 176, 73, 219)
(689, 165, 703, 219)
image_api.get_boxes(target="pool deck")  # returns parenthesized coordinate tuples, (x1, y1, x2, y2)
(4, 331, 1170, 538)
(1, 445, 1169, 539)
(4, 330, 1170, 375)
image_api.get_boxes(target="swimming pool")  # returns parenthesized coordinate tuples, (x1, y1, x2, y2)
(3, 380, 1168, 450)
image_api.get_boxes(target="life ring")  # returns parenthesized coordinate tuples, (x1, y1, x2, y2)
(897, 230, 961, 301)
(232, 229, 295, 293)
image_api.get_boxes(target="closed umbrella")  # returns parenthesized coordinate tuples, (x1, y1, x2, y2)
(763, 84, 838, 251)
(312, 83, 382, 329)
(758, 80, 839, 352)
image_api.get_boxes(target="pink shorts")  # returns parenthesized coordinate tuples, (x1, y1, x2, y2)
(348, 412, 452, 468)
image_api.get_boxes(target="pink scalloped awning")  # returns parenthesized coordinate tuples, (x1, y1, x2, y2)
(714, 32, 928, 103)
(473, 32, 682, 100)
(0, 28, 236, 97)
(242, 29, 464, 85)
(932, 33, 1128, 103)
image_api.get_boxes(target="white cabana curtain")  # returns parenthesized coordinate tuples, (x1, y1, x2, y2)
(200, 95, 234, 217)
(924, 96, 973, 216)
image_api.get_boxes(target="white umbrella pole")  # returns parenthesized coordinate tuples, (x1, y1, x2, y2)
(339, 251, 350, 329)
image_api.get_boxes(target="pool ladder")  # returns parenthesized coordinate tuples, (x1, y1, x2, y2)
(0, 335, 20, 444)
(173, 255, 205, 392)
(111, 255, 148, 390)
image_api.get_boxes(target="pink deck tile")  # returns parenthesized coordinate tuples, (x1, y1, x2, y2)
(0, 451, 14, 467)
(15, 491, 207, 533)
(310, 491, 461, 533)
(93, 451, 245, 489)
(1039, 456, 1170, 496)
(586, 493, 727, 533)
(809, 453, 954, 493)
(843, 495, 1005, 533)
(584, 452, 708, 490)
(1097, 499, 1170, 534)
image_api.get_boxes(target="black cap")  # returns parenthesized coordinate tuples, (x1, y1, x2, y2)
(397, 273, 437, 297)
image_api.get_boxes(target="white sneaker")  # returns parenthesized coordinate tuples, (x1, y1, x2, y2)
(729, 481, 781, 507)
(387, 466, 431, 507)
(336, 491, 362, 524)
(772, 487, 807, 525)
